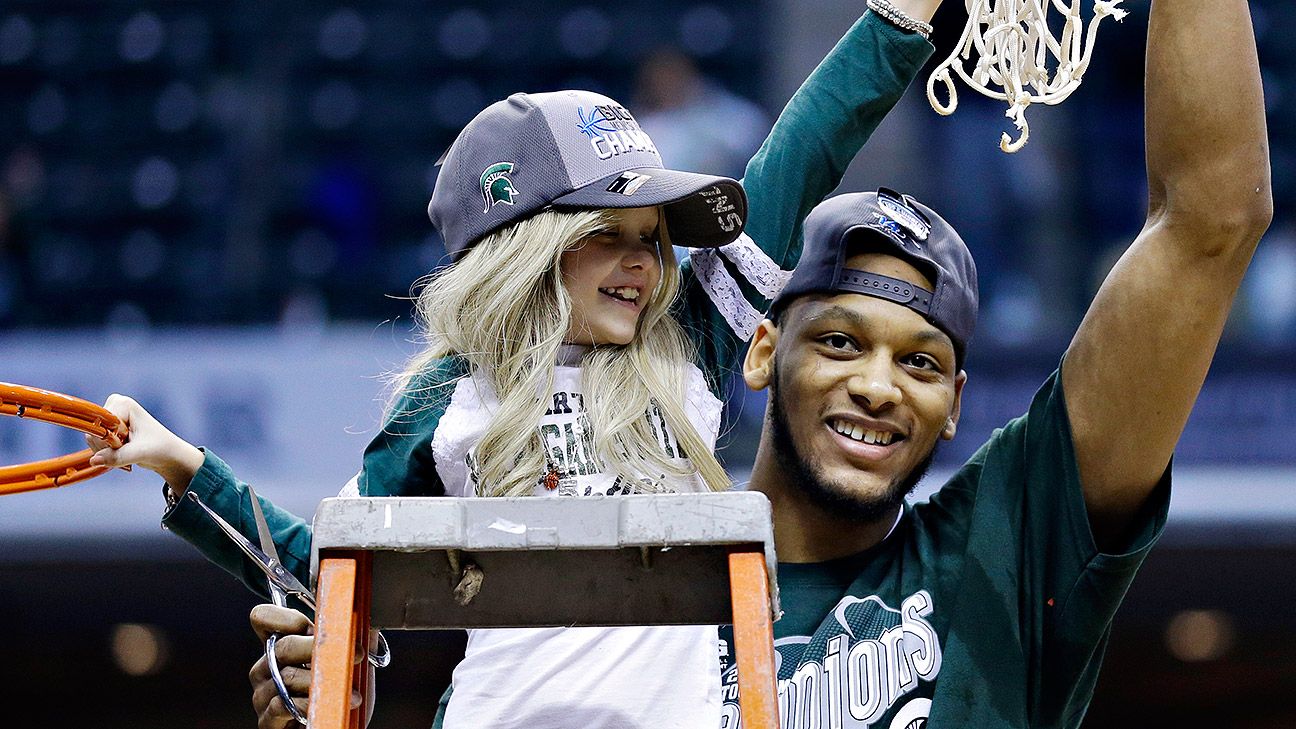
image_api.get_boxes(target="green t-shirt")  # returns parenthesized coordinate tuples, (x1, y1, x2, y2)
(718, 371, 1170, 729)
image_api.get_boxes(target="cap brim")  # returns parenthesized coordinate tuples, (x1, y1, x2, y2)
(551, 168, 746, 248)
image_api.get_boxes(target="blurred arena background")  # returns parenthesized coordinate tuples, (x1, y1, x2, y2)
(1, 1, 1293, 727)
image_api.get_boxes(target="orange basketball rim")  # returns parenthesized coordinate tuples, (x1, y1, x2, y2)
(0, 382, 127, 496)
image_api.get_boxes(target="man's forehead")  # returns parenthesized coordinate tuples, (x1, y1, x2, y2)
(783, 294, 955, 352)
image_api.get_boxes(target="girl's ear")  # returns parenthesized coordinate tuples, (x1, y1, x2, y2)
(743, 319, 778, 391)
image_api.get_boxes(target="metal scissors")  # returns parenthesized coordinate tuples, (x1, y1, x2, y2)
(186, 488, 391, 724)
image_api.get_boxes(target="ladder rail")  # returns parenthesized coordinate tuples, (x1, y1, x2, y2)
(308, 494, 781, 728)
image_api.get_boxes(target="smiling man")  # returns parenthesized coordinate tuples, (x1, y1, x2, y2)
(718, 1, 1273, 727)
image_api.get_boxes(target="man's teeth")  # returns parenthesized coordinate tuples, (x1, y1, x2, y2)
(600, 287, 640, 301)
(832, 420, 896, 445)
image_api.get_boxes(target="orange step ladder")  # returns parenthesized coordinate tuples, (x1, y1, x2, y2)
(305, 493, 781, 728)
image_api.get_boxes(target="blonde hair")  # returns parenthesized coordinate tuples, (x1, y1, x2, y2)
(395, 209, 730, 497)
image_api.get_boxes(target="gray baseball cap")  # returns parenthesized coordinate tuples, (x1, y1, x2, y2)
(770, 189, 978, 362)
(428, 90, 748, 259)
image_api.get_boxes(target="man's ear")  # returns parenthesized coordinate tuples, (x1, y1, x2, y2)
(942, 370, 967, 440)
(743, 319, 779, 392)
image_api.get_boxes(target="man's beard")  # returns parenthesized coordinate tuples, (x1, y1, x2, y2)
(768, 363, 937, 523)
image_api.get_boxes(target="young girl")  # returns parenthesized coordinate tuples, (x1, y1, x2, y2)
(92, 6, 941, 727)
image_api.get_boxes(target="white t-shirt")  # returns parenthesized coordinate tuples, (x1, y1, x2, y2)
(434, 351, 725, 729)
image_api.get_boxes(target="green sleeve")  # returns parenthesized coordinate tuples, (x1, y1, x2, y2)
(431, 685, 452, 729)
(915, 370, 1170, 728)
(161, 449, 316, 611)
(357, 358, 467, 497)
(677, 12, 935, 391)
(160, 359, 467, 608)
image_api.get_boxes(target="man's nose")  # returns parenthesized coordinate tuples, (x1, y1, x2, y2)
(845, 354, 902, 410)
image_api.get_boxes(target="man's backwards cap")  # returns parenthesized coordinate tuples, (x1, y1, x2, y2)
(769, 189, 978, 362)
(428, 90, 748, 259)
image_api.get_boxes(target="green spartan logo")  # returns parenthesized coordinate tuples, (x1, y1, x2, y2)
(480, 162, 519, 212)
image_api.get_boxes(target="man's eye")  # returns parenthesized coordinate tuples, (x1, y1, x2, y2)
(903, 353, 939, 371)
(822, 334, 857, 351)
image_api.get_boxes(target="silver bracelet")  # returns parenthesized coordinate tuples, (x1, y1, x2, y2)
(163, 482, 180, 511)
(867, 0, 934, 40)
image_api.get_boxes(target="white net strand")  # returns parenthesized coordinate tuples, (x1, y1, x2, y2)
(926, 0, 1128, 153)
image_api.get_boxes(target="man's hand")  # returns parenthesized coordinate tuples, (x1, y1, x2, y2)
(1063, 0, 1272, 548)
(248, 604, 368, 728)
(250, 605, 315, 728)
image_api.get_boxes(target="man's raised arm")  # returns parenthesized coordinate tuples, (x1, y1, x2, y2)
(1062, 0, 1273, 547)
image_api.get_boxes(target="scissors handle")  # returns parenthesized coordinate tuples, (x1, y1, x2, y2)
(265, 626, 389, 727)
(266, 634, 308, 725)
(369, 633, 392, 668)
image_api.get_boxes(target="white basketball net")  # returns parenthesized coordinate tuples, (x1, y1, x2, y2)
(925, 0, 1127, 153)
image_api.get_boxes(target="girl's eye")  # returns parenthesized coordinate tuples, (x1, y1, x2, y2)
(822, 334, 857, 352)
(638, 232, 662, 252)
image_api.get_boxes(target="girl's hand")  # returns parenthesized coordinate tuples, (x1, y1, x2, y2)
(890, 0, 943, 23)
(85, 394, 205, 493)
